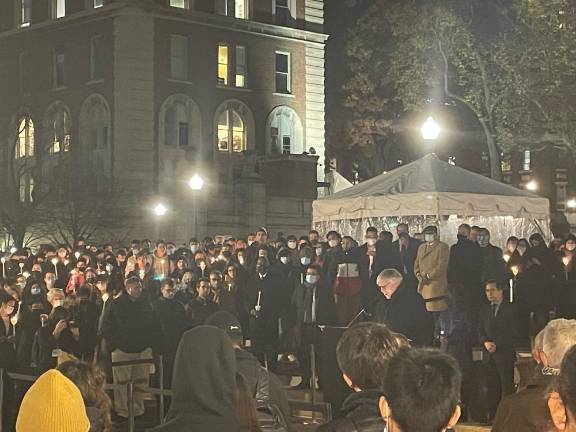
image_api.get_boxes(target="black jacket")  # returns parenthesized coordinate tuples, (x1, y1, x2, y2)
(392, 237, 421, 291)
(102, 293, 162, 354)
(235, 348, 291, 431)
(317, 390, 384, 432)
(448, 236, 483, 286)
(479, 244, 507, 284)
(153, 297, 190, 355)
(372, 283, 433, 346)
(148, 326, 239, 432)
(477, 301, 517, 364)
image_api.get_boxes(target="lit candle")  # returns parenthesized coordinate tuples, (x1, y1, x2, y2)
(563, 257, 571, 281)
(1, 257, 6, 277)
(74, 251, 81, 259)
(255, 291, 262, 312)
(509, 278, 514, 303)
(51, 257, 59, 280)
(18, 262, 24, 274)
(503, 253, 511, 263)
(511, 266, 519, 278)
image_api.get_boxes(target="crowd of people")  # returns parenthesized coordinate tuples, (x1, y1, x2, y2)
(2, 223, 576, 431)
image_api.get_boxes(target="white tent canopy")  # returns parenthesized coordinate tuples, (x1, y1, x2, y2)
(313, 154, 549, 221)
(312, 154, 550, 246)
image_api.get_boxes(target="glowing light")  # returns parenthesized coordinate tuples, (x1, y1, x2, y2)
(154, 203, 168, 216)
(421, 117, 440, 141)
(511, 266, 519, 277)
(526, 181, 538, 191)
(189, 174, 204, 191)
(567, 199, 576, 209)
(503, 254, 511, 263)
(563, 257, 571, 267)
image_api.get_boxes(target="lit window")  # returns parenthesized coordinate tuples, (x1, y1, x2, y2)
(19, 173, 34, 203)
(218, 109, 245, 153)
(170, 35, 188, 80)
(267, 106, 303, 154)
(16, 117, 35, 159)
(90, 35, 104, 80)
(170, 0, 190, 9)
(235, 0, 248, 19)
(235, 45, 247, 88)
(275, 52, 291, 94)
(94, 0, 104, 7)
(19, 0, 32, 28)
(523, 150, 531, 171)
(51, 0, 66, 19)
(218, 44, 229, 85)
(275, 0, 291, 25)
(53, 47, 65, 88)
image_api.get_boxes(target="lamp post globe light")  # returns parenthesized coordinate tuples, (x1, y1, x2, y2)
(526, 180, 538, 192)
(189, 174, 204, 191)
(154, 203, 168, 216)
(421, 116, 441, 141)
(567, 199, 576, 210)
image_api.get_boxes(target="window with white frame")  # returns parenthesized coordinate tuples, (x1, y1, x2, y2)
(275, 0, 292, 25)
(90, 35, 104, 81)
(235, 0, 248, 19)
(170, 35, 188, 81)
(218, 44, 229, 85)
(94, 0, 104, 8)
(523, 150, 531, 171)
(267, 106, 303, 154)
(51, 0, 66, 19)
(53, 47, 66, 88)
(15, 117, 35, 159)
(217, 109, 245, 153)
(275, 52, 291, 94)
(235, 46, 247, 88)
(19, 173, 34, 203)
(170, 0, 190, 8)
(164, 102, 191, 148)
(19, 0, 32, 27)
(48, 108, 71, 154)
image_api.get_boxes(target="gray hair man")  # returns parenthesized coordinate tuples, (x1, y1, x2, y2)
(372, 268, 433, 346)
(492, 319, 576, 432)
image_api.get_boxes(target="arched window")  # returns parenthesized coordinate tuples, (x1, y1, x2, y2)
(159, 94, 202, 150)
(79, 94, 111, 193)
(15, 116, 34, 159)
(45, 103, 71, 154)
(266, 106, 303, 155)
(214, 100, 254, 154)
(217, 109, 245, 153)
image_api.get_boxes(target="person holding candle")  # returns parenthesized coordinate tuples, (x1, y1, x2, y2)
(555, 235, 576, 320)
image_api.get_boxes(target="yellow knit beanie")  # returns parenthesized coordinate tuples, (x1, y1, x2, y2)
(16, 369, 90, 432)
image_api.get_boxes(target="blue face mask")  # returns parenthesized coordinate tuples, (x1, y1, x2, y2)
(31, 287, 41, 296)
(301, 257, 311, 266)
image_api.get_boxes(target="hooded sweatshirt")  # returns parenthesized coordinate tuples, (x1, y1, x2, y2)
(148, 326, 239, 432)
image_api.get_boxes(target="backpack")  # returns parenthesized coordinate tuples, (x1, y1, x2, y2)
(255, 368, 289, 432)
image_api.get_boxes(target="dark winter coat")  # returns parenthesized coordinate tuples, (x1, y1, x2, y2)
(317, 389, 384, 432)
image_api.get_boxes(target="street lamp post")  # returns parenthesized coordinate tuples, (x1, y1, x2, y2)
(189, 174, 204, 239)
(421, 116, 440, 154)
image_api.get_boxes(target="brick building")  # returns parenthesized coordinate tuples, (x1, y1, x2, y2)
(0, 0, 327, 243)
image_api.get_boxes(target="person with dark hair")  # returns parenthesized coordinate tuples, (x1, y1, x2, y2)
(292, 263, 336, 389)
(556, 235, 576, 319)
(318, 322, 408, 432)
(0, 292, 17, 431)
(58, 360, 113, 432)
(372, 269, 433, 346)
(379, 348, 462, 432)
(392, 224, 421, 293)
(414, 226, 450, 314)
(153, 278, 190, 388)
(308, 230, 320, 247)
(477, 280, 518, 421)
(548, 345, 576, 431)
(379, 231, 393, 243)
(209, 270, 236, 315)
(102, 276, 162, 420)
(245, 227, 276, 271)
(188, 278, 219, 328)
(149, 326, 240, 432)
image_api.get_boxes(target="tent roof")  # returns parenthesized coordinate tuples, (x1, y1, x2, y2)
(313, 154, 550, 222)
(324, 154, 538, 200)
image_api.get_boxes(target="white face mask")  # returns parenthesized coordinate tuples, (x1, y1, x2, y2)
(306, 274, 319, 285)
(31, 287, 41, 296)
(190, 245, 199, 253)
(366, 238, 377, 246)
(280, 257, 290, 265)
(328, 240, 339, 248)
(54, 300, 64, 308)
(238, 256, 245, 265)
(424, 234, 436, 243)
(315, 248, 323, 256)
(301, 257, 311, 266)
(287, 241, 297, 249)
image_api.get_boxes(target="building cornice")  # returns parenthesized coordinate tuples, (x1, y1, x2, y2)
(0, 1, 328, 46)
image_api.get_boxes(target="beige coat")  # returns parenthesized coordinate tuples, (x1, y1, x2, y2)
(414, 240, 450, 312)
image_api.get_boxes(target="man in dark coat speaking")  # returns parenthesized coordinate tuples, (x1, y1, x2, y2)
(371, 268, 433, 346)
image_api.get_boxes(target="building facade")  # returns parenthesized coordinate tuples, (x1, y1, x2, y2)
(0, 0, 327, 243)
